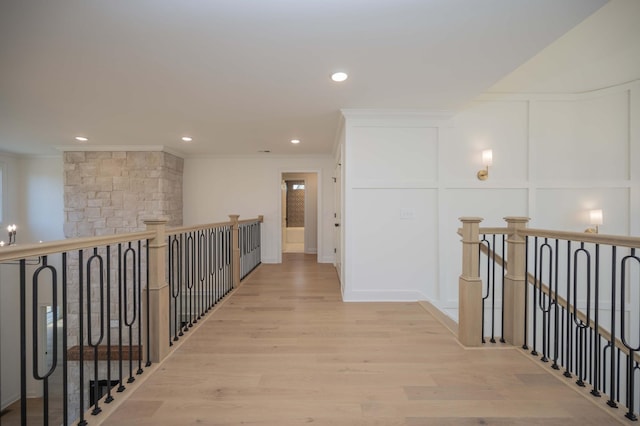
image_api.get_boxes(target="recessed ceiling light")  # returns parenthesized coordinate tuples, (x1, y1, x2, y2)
(181, 136, 193, 142)
(291, 139, 300, 144)
(75, 136, 88, 142)
(331, 72, 348, 82)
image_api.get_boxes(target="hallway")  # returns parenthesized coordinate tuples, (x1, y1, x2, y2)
(102, 254, 619, 425)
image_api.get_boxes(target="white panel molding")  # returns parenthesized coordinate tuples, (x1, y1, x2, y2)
(479, 79, 640, 103)
(442, 181, 530, 189)
(350, 180, 439, 189)
(341, 109, 454, 123)
(533, 181, 633, 189)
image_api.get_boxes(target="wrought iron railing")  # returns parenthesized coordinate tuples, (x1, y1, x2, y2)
(479, 229, 506, 344)
(0, 215, 262, 425)
(166, 223, 233, 346)
(460, 217, 640, 422)
(239, 217, 262, 281)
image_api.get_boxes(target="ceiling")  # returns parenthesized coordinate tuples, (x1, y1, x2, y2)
(0, 0, 607, 157)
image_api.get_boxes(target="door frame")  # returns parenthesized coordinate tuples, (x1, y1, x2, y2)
(276, 169, 322, 263)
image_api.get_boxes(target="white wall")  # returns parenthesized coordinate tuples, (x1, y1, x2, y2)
(0, 154, 64, 408)
(342, 114, 446, 301)
(340, 80, 640, 310)
(182, 155, 335, 263)
(0, 152, 22, 408)
(19, 156, 65, 243)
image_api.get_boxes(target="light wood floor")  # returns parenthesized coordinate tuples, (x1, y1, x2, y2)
(102, 254, 621, 426)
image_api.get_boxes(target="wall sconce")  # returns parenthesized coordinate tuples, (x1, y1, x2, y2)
(585, 209, 603, 234)
(477, 149, 493, 181)
(7, 224, 17, 245)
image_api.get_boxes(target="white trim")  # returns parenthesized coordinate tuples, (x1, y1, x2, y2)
(478, 79, 640, 102)
(341, 109, 454, 121)
(55, 145, 186, 158)
(342, 289, 428, 302)
(277, 169, 323, 264)
(185, 153, 334, 160)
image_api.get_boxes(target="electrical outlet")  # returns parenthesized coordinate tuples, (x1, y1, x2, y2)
(400, 208, 416, 220)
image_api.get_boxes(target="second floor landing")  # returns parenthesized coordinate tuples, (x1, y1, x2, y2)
(101, 254, 621, 425)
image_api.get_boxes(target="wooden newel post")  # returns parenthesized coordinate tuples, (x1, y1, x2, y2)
(458, 217, 483, 347)
(144, 219, 170, 363)
(503, 216, 530, 347)
(229, 215, 241, 288)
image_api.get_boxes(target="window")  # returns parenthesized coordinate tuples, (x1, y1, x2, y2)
(292, 184, 305, 190)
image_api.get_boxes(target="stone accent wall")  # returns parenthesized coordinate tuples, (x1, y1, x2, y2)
(62, 150, 183, 420)
(63, 151, 183, 237)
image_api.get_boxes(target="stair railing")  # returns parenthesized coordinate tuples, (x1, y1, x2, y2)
(0, 215, 262, 425)
(459, 216, 640, 421)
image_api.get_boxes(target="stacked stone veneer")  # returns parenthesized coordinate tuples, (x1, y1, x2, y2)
(62, 151, 183, 421)
(64, 151, 183, 236)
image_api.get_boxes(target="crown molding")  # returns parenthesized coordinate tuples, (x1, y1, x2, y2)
(55, 145, 186, 158)
(340, 109, 454, 120)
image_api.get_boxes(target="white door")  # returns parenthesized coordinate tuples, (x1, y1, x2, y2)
(333, 161, 342, 285)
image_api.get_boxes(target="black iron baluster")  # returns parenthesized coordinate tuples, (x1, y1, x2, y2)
(220, 227, 224, 299)
(552, 239, 560, 370)
(240, 225, 244, 279)
(145, 240, 151, 367)
(500, 234, 506, 343)
(62, 253, 69, 424)
(123, 242, 137, 384)
(537, 238, 553, 363)
(86, 248, 105, 415)
(490, 234, 497, 343)
(137, 240, 143, 376)
(169, 236, 181, 343)
(227, 226, 232, 294)
(78, 250, 87, 426)
(480, 234, 490, 344)
(117, 244, 125, 393)
(32, 256, 59, 426)
(531, 236, 539, 356)
(19, 259, 27, 426)
(198, 230, 206, 317)
(186, 232, 195, 328)
(620, 251, 640, 420)
(564, 240, 573, 379)
(523, 236, 529, 350)
(607, 246, 618, 408)
(572, 242, 591, 387)
(591, 244, 601, 397)
(105, 246, 114, 404)
(207, 228, 216, 308)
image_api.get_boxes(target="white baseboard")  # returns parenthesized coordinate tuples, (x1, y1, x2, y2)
(342, 289, 428, 302)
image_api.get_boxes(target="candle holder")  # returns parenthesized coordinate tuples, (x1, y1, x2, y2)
(7, 224, 16, 245)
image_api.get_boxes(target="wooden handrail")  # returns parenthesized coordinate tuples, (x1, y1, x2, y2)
(462, 226, 640, 249)
(523, 228, 640, 249)
(0, 216, 264, 262)
(165, 216, 263, 236)
(166, 221, 234, 236)
(0, 230, 155, 263)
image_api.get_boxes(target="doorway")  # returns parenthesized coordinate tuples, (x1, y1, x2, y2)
(283, 179, 305, 252)
(281, 172, 318, 255)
